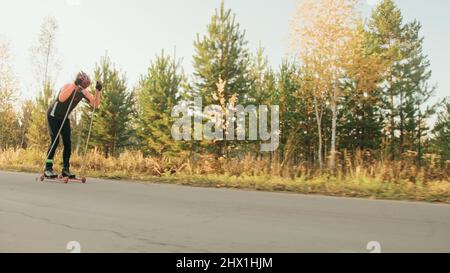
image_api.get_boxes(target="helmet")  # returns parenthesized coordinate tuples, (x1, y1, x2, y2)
(75, 71, 92, 89)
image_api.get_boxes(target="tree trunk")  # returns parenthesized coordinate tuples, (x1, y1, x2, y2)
(20, 127, 25, 149)
(330, 93, 337, 170)
(399, 92, 404, 155)
(416, 105, 422, 167)
(329, 83, 340, 170)
(389, 87, 395, 161)
(314, 98, 323, 170)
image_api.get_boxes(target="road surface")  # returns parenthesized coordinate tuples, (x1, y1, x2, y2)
(1, 171, 449, 253)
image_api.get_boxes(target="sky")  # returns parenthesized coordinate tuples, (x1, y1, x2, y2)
(0, 0, 449, 105)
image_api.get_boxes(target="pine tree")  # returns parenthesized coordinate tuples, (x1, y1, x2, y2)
(242, 45, 275, 155)
(368, 0, 404, 160)
(193, 0, 252, 105)
(273, 61, 303, 164)
(26, 84, 54, 148)
(136, 50, 185, 157)
(397, 20, 435, 162)
(368, 0, 435, 162)
(80, 55, 134, 157)
(431, 99, 450, 163)
(249, 44, 271, 105)
(192, 0, 252, 156)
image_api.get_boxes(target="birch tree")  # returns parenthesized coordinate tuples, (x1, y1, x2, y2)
(27, 16, 61, 147)
(290, 0, 359, 169)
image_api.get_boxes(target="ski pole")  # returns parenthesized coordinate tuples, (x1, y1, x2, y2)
(79, 105, 96, 176)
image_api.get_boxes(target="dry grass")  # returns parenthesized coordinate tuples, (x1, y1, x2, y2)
(0, 148, 449, 203)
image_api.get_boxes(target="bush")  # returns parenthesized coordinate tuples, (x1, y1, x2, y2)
(0, 148, 449, 203)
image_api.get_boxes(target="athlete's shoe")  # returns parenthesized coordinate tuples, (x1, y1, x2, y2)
(62, 168, 76, 179)
(44, 169, 58, 179)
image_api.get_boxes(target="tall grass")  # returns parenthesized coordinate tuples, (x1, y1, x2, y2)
(0, 148, 449, 203)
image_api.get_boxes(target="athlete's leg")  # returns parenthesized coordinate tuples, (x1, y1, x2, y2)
(61, 119, 75, 178)
(61, 119, 72, 169)
(46, 115, 62, 171)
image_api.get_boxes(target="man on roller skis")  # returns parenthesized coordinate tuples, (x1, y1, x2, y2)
(44, 71, 102, 179)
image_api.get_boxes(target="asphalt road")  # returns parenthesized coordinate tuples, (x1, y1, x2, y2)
(0, 171, 449, 253)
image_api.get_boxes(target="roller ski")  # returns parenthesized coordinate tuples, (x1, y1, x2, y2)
(38, 168, 87, 184)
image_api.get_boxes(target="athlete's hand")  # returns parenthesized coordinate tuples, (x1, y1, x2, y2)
(75, 85, 84, 93)
(75, 78, 83, 86)
(95, 81, 103, 92)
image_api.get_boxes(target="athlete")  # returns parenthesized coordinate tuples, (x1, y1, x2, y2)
(44, 71, 102, 179)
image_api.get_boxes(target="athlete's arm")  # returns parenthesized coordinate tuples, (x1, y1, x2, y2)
(81, 82, 102, 109)
(58, 83, 77, 102)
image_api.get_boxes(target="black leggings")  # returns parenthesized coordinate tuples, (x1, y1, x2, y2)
(46, 114, 71, 168)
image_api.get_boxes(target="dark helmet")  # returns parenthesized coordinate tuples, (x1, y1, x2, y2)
(75, 71, 92, 89)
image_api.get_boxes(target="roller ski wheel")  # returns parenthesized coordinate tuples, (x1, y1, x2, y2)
(60, 175, 87, 184)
